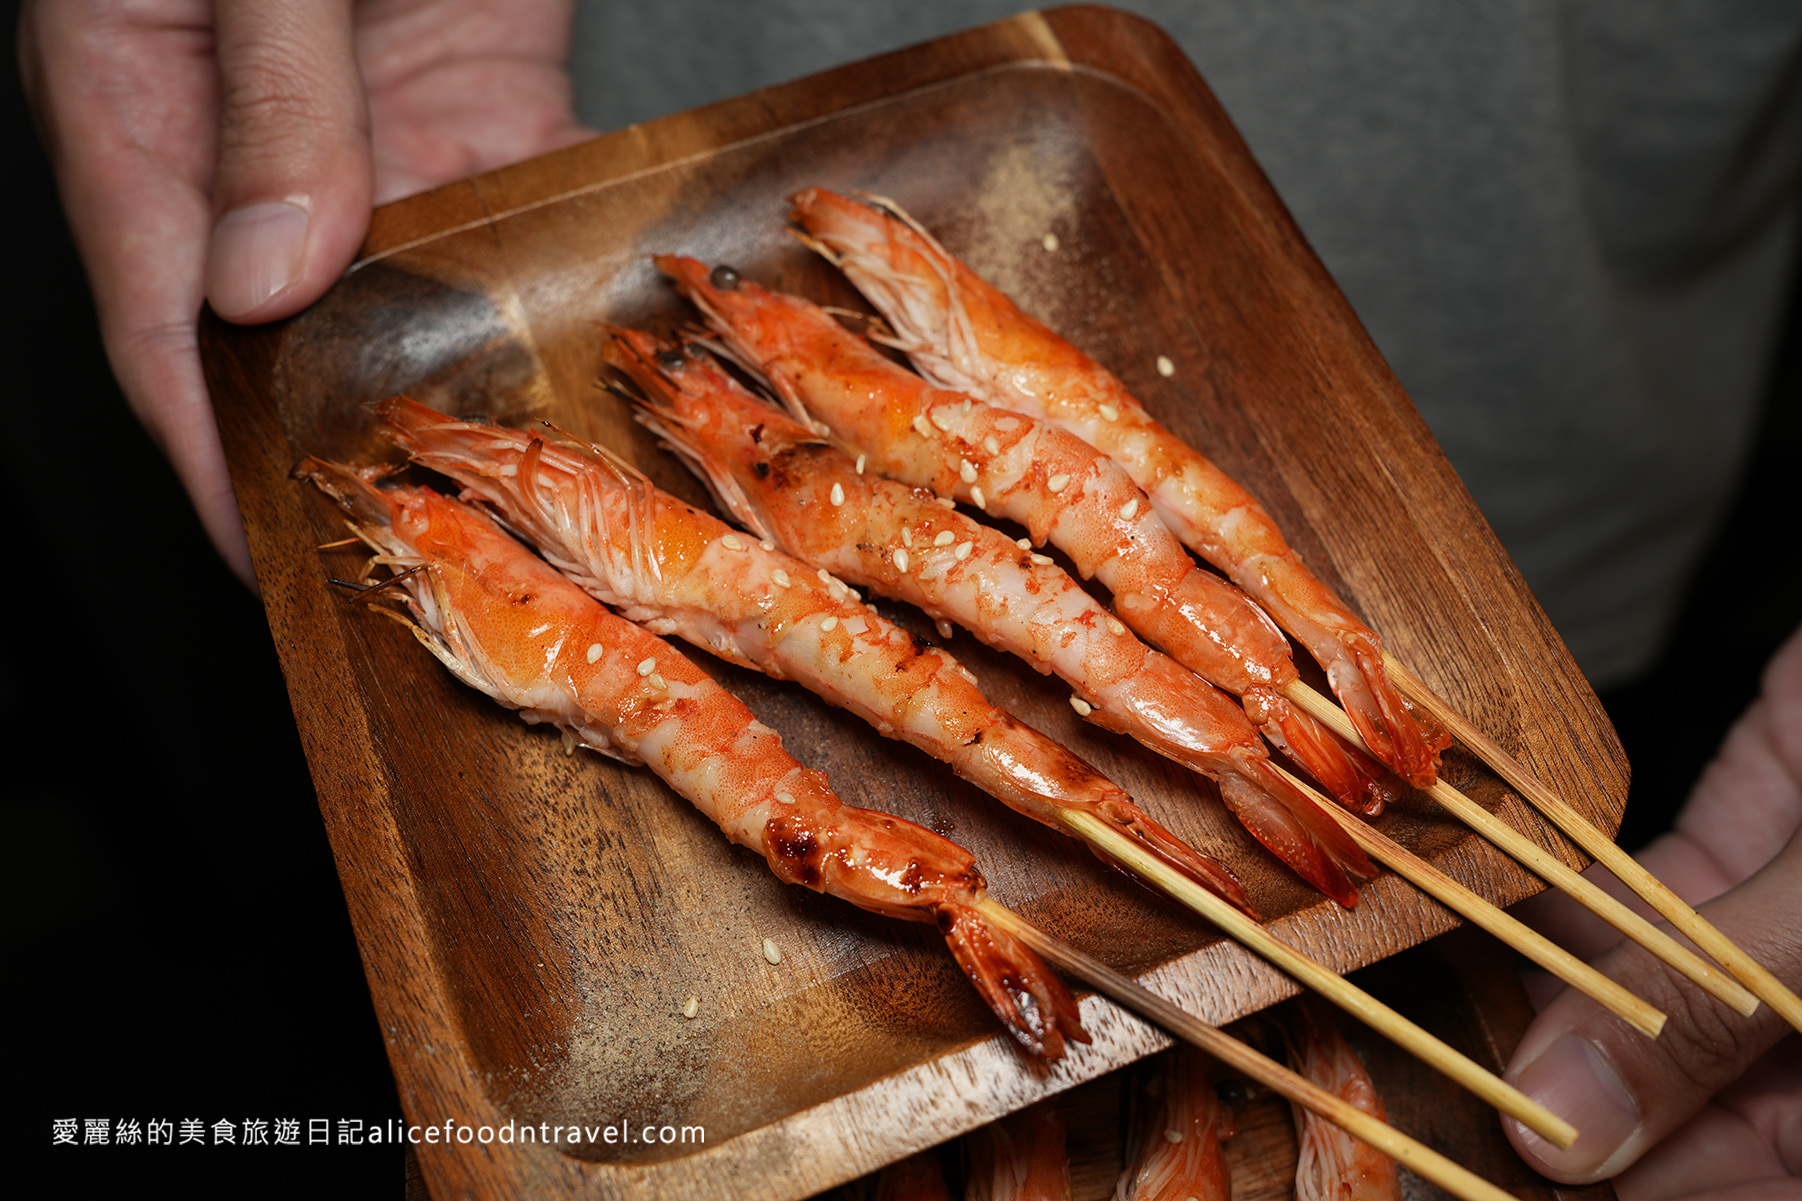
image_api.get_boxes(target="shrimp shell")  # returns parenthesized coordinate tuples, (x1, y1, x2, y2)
(377, 396, 1251, 915)
(297, 458, 1086, 1061)
(790, 188, 1444, 789)
(657, 257, 1377, 905)
(1285, 998, 1402, 1201)
(965, 1101, 1073, 1201)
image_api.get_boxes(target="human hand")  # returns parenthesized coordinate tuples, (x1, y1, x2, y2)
(18, 0, 593, 585)
(1505, 624, 1802, 1198)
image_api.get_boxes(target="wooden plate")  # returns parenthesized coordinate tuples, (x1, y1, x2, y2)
(200, 8, 1626, 1199)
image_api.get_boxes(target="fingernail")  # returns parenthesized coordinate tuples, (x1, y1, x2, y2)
(207, 200, 310, 317)
(1510, 1033, 1640, 1176)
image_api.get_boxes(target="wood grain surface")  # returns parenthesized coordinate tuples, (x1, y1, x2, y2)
(198, 8, 1627, 1199)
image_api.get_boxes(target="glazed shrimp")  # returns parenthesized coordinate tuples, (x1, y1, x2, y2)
(1284, 999, 1402, 1201)
(658, 257, 1377, 902)
(297, 459, 1086, 1060)
(610, 330, 1364, 903)
(790, 189, 1444, 790)
(1115, 1045, 1235, 1201)
(965, 1101, 1072, 1201)
(377, 396, 1252, 915)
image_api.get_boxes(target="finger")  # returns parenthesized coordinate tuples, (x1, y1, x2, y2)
(206, 0, 372, 323)
(20, 0, 255, 584)
(1502, 837, 1802, 1182)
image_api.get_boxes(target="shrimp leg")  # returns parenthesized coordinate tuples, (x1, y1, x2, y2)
(297, 459, 1086, 1061)
(790, 188, 1445, 789)
(1115, 1045, 1234, 1201)
(657, 256, 1377, 903)
(376, 396, 1253, 916)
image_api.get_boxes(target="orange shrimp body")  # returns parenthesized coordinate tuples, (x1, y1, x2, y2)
(610, 330, 1352, 907)
(1115, 1045, 1235, 1201)
(378, 397, 1248, 913)
(853, 1150, 952, 1201)
(791, 189, 1444, 790)
(1286, 1000, 1402, 1201)
(965, 1101, 1073, 1201)
(298, 460, 1086, 1060)
(659, 257, 1377, 904)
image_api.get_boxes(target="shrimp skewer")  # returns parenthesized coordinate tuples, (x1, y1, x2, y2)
(376, 396, 1253, 916)
(1115, 1045, 1234, 1201)
(965, 1100, 1072, 1201)
(1283, 999, 1403, 1201)
(657, 255, 1378, 903)
(608, 330, 1369, 910)
(789, 188, 1443, 790)
(296, 459, 1086, 1061)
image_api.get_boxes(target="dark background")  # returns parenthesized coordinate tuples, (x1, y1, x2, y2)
(6, 14, 1797, 1199)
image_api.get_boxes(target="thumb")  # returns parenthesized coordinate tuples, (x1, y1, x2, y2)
(205, 0, 372, 323)
(1501, 838, 1802, 1182)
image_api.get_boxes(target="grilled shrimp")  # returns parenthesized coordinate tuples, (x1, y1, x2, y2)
(298, 459, 1086, 1060)
(1284, 999, 1402, 1201)
(1115, 1046, 1235, 1201)
(789, 189, 1444, 790)
(965, 1101, 1073, 1201)
(848, 1150, 952, 1201)
(377, 396, 1252, 915)
(658, 257, 1377, 904)
(609, 329, 1365, 903)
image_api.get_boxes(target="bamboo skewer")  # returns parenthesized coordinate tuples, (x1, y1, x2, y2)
(1285, 680, 1761, 1015)
(1270, 765, 1667, 1037)
(1381, 652, 1802, 1035)
(974, 898, 1523, 1201)
(1058, 809, 1576, 1147)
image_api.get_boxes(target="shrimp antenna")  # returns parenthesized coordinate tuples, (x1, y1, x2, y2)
(328, 564, 426, 600)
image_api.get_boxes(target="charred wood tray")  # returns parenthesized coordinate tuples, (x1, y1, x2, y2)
(199, 7, 1627, 1199)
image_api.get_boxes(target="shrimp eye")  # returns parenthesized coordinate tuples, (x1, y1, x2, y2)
(656, 349, 687, 371)
(710, 264, 741, 291)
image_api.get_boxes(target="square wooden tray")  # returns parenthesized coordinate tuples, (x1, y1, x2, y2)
(200, 8, 1627, 1198)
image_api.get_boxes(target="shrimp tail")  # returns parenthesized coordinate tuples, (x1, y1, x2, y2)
(936, 902, 1089, 1062)
(1216, 761, 1376, 909)
(1338, 639, 1449, 790)
(1248, 690, 1402, 816)
(1089, 798, 1259, 920)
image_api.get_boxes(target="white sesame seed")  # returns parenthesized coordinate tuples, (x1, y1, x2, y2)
(1157, 355, 1176, 377)
(983, 436, 1000, 455)
(962, 399, 972, 415)
(901, 526, 914, 547)
(995, 416, 1020, 431)
(918, 566, 940, 582)
(818, 568, 833, 583)
(954, 541, 973, 560)
(848, 587, 862, 601)
(1107, 617, 1127, 635)
(855, 454, 866, 474)
(650, 673, 667, 690)
(936, 620, 954, 638)
(763, 937, 782, 964)
(934, 530, 956, 547)
(771, 569, 792, 588)
(1047, 472, 1070, 493)
(935, 496, 957, 509)
(681, 995, 699, 1020)
(1163, 1129, 1184, 1144)
(1098, 404, 1120, 422)
(844, 616, 868, 634)
(1070, 696, 1093, 716)
(814, 420, 831, 436)
(959, 459, 977, 484)
(1031, 553, 1053, 565)
(637, 658, 656, 676)
(830, 482, 845, 506)
(830, 583, 847, 600)
(971, 485, 987, 509)
(760, 540, 775, 552)
(1119, 498, 1139, 520)
(776, 792, 796, 805)
(1017, 538, 1033, 550)
(721, 534, 746, 551)
(1043, 233, 1059, 252)
(930, 408, 954, 432)
(821, 616, 838, 631)
(586, 643, 604, 663)
(893, 548, 910, 572)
